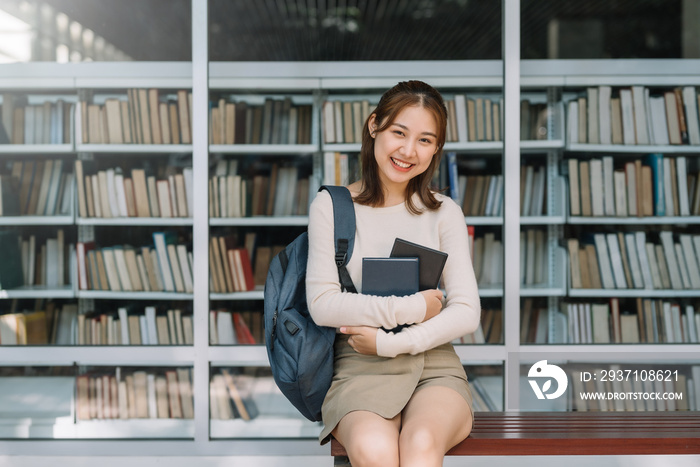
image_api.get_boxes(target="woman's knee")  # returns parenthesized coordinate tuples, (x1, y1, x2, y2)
(347, 432, 399, 467)
(399, 425, 443, 458)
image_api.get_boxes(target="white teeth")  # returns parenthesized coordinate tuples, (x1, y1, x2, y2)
(391, 157, 412, 168)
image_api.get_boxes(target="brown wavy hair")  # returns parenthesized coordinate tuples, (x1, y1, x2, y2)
(353, 80, 447, 214)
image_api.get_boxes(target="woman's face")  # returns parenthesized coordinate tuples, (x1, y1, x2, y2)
(369, 104, 438, 193)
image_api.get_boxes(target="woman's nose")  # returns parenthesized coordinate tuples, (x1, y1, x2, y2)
(400, 139, 416, 156)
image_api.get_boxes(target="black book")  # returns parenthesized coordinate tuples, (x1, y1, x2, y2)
(390, 238, 448, 290)
(0, 231, 24, 289)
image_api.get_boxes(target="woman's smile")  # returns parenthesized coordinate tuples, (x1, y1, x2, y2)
(390, 157, 415, 171)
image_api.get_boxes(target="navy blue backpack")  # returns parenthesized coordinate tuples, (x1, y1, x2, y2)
(264, 185, 357, 422)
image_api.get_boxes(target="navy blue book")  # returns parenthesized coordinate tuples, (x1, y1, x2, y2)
(362, 257, 419, 297)
(362, 257, 419, 334)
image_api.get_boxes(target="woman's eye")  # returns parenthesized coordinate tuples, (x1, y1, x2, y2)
(393, 130, 404, 136)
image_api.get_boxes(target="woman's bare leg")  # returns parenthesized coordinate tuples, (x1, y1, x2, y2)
(398, 386, 473, 467)
(332, 410, 401, 467)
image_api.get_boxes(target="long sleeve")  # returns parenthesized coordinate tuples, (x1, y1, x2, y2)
(306, 190, 427, 330)
(375, 198, 481, 357)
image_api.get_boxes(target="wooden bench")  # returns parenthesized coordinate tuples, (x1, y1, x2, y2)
(331, 411, 700, 465)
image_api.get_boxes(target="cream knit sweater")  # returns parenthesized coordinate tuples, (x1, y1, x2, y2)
(306, 189, 481, 358)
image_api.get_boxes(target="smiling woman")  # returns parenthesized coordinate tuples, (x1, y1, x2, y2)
(353, 81, 449, 215)
(306, 81, 481, 467)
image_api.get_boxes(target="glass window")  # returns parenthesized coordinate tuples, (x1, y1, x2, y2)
(0, 0, 191, 62)
(521, 0, 689, 59)
(209, 0, 502, 61)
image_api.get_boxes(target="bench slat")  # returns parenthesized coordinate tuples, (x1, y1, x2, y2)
(446, 437, 700, 456)
(330, 411, 700, 457)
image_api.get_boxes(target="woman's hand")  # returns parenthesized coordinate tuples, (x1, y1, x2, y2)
(420, 289, 444, 322)
(340, 326, 378, 355)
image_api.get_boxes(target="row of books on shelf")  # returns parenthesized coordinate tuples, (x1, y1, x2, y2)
(580, 298, 696, 345)
(80, 89, 192, 144)
(209, 160, 311, 218)
(0, 308, 55, 346)
(210, 97, 313, 145)
(452, 308, 502, 345)
(523, 296, 700, 345)
(2, 159, 73, 217)
(4, 86, 700, 148)
(3, 298, 699, 347)
(446, 154, 549, 218)
(519, 100, 550, 141)
(568, 365, 700, 412)
(2, 229, 274, 295)
(322, 94, 516, 144)
(210, 369, 260, 421)
(523, 296, 698, 345)
(77, 307, 193, 346)
(209, 233, 275, 293)
(209, 310, 263, 345)
(469, 230, 504, 287)
(0, 96, 74, 144)
(0, 302, 193, 346)
(77, 232, 193, 293)
(447, 154, 505, 217)
(519, 165, 547, 217)
(16, 366, 700, 422)
(0, 230, 72, 290)
(456, 173, 504, 217)
(322, 151, 357, 187)
(0, 302, 77, 345)
(447, 97, 549, 143)
(568, 231, 700, 290)
(520, 228, 548, 287)
(75, 161, 193, 219)
(569, 154, 700, 218)
(76, 367, 194, 420)
(321, 99, 373, 145)
(520, 298, 549, 343)
(566, 86, 700, 146)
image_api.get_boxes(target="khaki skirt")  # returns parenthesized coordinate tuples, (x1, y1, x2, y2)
(319, 334, 474, 444)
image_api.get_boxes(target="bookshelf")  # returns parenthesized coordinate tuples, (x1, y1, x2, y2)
(514, 59, 700, 415)
(0, 33, 698, 461)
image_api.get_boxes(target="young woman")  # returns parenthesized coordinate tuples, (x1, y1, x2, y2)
(306, 80, 481, 467)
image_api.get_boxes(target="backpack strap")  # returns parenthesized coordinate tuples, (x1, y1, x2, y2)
(319, 185, 358, 294)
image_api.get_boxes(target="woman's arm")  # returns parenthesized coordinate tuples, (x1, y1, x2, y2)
(375, 198, 481, 357)
(306, 190, 427, 330)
